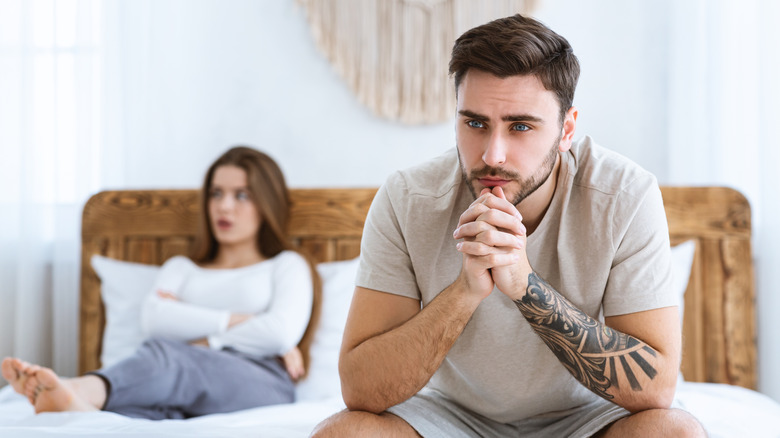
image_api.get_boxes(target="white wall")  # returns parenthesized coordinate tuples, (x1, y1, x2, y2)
(536, 0, 671, 181)
(107, 0, 454, 191)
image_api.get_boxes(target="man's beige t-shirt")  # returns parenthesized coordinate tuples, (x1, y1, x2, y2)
(356, 136, 676, 423)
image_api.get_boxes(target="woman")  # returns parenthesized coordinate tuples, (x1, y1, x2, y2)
(1, 146, 322, 419)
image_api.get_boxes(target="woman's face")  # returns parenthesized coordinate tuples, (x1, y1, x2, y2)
(208, 165, 261, 249)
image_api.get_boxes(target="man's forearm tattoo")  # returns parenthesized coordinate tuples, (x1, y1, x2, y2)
(513, 273, 658, 399)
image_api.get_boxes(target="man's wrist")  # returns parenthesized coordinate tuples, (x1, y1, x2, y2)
(449, 274, 490, 310)
(494, 264, 532, 301)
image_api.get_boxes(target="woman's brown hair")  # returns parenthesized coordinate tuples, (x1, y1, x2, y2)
(192, 146, 322, 376)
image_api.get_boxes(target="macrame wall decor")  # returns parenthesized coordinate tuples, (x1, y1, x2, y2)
(297, 0, 537, 124)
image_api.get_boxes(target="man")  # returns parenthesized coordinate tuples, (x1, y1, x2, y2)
(313, 14, 705, 437)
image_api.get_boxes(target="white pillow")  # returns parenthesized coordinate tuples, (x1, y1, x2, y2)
(295, 257, 359, 401)
(670, 240, 696, 383)
(91, 255, 159, 368)
(670, 240, 696, 325)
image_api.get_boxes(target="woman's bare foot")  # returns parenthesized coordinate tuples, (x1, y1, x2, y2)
(4, 357, 106, 413)
(22, 367, 97, 414)
(2, 357, 36, 401)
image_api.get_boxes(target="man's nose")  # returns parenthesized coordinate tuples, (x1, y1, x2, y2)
(482, 131, 507, 167)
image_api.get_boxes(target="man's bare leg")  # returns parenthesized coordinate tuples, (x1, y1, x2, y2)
(595, 408, 707, 438)
(311, 409, 421, 438)
(2, 357, 106, 414)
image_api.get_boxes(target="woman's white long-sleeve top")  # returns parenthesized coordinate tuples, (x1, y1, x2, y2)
(140, 251, 312, 358)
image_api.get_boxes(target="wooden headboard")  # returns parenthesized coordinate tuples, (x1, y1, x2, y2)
(79, 186, 756, 391)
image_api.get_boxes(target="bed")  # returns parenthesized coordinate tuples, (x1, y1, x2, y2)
(1, 186, 779, 437)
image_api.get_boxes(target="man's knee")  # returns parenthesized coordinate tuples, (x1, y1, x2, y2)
(651, 408, 706, 437)
(599, 408, 706, 438)
(673, 408, 707, 437)
(311, 409, 419, 438)
(310, 409, 353, 438)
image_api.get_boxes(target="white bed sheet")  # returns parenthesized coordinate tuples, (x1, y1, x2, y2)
(675, 382, 780, 437)
(1, 382, 778, 437)
(0, 386, 344, 438)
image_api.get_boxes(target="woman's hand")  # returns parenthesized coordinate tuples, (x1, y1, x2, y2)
(156, 290, 178, 300)
(189, 337, 209, 347)
(282, 347, 305, 381)
(227, 313, 253, 328)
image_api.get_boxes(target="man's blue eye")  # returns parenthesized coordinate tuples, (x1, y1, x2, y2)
(467, 120, 484, 128)
(511, 124, 530, 132)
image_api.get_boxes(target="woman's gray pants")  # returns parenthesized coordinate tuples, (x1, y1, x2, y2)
(90, 338, 294, 420)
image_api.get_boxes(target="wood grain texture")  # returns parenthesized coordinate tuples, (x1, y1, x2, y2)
(79, 186, 757, 391)
(661, 186, 756, 389)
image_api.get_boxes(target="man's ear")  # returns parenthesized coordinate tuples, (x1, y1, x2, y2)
(558, 106, 578, 152)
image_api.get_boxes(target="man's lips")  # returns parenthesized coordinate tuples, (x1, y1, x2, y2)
(478, 178, 510, 188)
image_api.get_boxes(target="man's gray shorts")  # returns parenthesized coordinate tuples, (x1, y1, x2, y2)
(387, 388, 630, 438)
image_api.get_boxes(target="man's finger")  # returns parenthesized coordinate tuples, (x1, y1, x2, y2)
(457, 238, 524, 256)
(460, 197, 520, 225)
(493, 186, 507, 200)
(457, 245, 521, 269)
(455, 221, 525, 247)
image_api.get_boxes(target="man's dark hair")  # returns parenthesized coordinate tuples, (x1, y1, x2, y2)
(449, 14, 580, 122)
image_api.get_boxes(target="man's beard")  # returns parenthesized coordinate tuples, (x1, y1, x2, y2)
(459, 135, 561, 206)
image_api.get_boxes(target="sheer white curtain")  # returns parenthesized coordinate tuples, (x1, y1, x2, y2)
(667, 0, 780, 401)
(0, 0, 114, 378)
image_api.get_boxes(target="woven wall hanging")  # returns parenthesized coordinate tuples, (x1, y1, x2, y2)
(297, 0, 536, 124)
